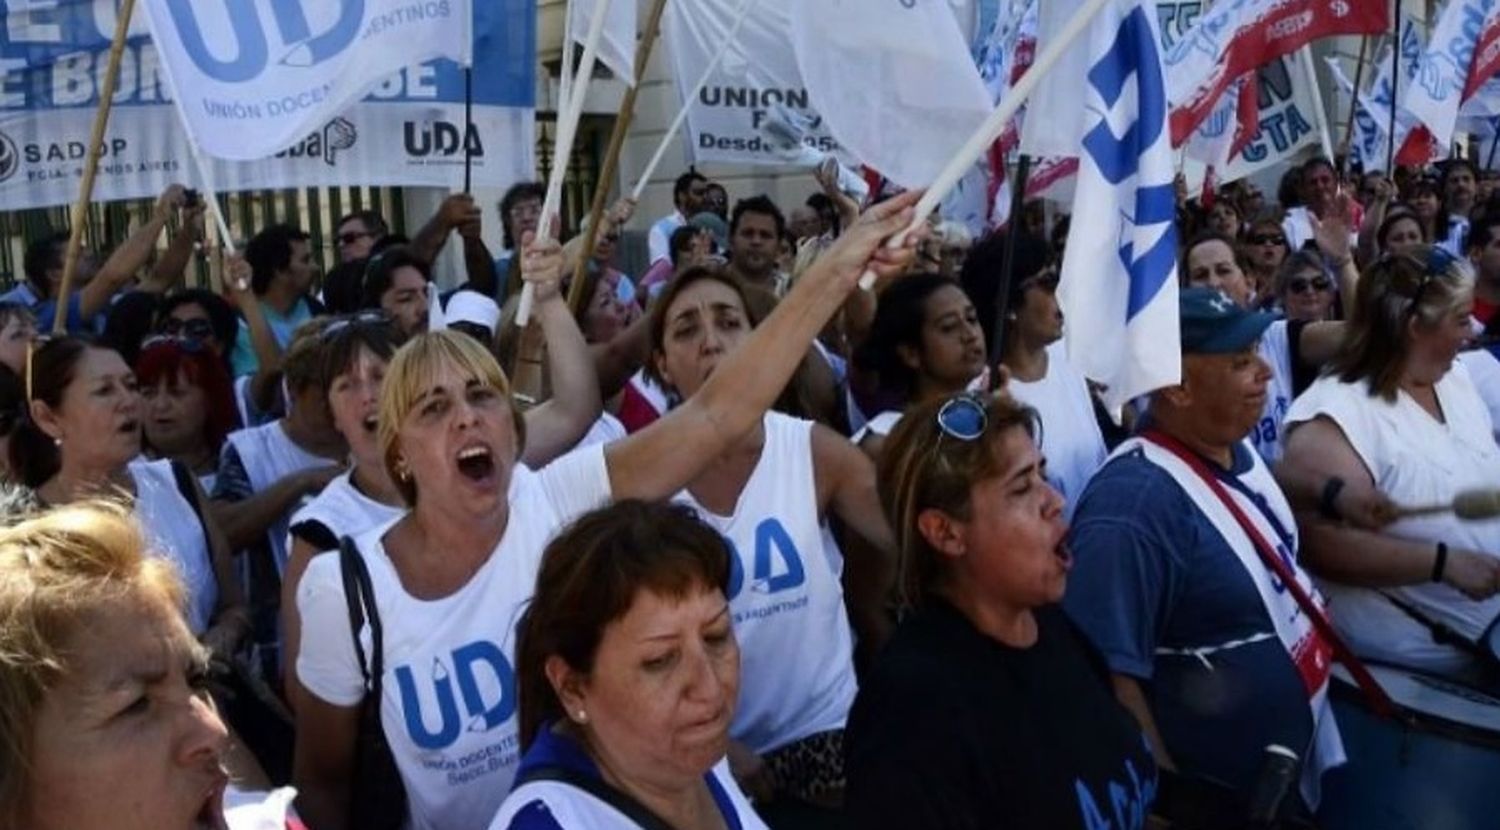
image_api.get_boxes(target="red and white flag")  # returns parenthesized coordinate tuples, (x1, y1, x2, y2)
(1405, 0, 1500, 150)
(1162, 0, 1387, 145)
(1183, 74, 1260, 170)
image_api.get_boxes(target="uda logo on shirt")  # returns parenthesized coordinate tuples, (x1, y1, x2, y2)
(396, 641, 516, 750)
(724, 518, 806, 599)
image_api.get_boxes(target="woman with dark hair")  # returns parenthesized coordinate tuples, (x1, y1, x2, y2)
(1281, 246, 1500, 682)
(1274, 250, 1338, 323)
(1375, 208, 1426, 258)
(491, 500, 766, 829)
(852, 274, 987, 460)
(136, 335, 239, 489)
(1182, 232, 1256, 307)
(1408, 176, 1449, 249)
(281, 312, 406, 704)
(10, 336, 248, 656)
(361, 246, 432, 340)
(158, 288, 241, 365)
(1243, 215, 1290, 306)
(644, 266, 895, 818)
(845, 393, 1155, 828)
(1205, 198, 1243, 239)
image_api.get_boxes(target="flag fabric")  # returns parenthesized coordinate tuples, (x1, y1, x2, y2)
(790, 0, 993, 189)
(570, 0, 636, 86)
(1056, 0, 1181, 413)
(1326, 56, 1386, 169)
(1369, 18, 1439, 167)
(141, 0, 472, 161)
(1183, 74, 1259, 170)
(1465, 4, 1500, 100)
(1161, 0, 1388, 145)
(1404, 0, 1500, 150)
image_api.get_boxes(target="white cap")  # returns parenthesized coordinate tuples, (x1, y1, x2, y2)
(444, 290, 500, 334)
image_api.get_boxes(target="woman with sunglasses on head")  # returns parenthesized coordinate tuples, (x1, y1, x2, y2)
(845, 393, 1156, 829)
(10, 336, 250, 660)
(137, 335, 239, 491)
(291, 197, 923, 830)
(1278, 246, 1500, 684)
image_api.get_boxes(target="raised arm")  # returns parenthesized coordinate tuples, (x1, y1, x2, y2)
(606, 190, 926, 501)
(514, 233, 604, 467)
(410, 193, 481, 265)
(77, 185, 181, 319)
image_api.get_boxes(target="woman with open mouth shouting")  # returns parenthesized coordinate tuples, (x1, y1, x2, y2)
(10, 335, 248, 660)
(845, 393, 1156, 829)
(291, 191, 927, 830)
(0, 499, 299, 830)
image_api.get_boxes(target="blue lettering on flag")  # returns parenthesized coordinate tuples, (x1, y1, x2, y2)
(1080, 6, 1178, 320)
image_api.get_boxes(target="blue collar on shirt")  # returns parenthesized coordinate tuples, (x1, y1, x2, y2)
(518, 721, 744, 829)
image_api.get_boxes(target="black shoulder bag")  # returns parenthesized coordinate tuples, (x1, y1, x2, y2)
(338, 536, 410, 830)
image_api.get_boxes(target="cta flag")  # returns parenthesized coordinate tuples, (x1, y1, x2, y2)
(570, 0, 636, 86)
(141, 0, 472, 160)
(1058, 0, 1181, 413)
(1162, 0, 1387, 145)
(1404, 0, 1500, 149)
(790, 0, 992, 189)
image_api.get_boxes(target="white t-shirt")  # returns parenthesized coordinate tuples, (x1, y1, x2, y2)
(288, 469, 406, 553)
(1007, 343, 1107, 519)
(1285, 365, 1500, 677)
(674, 413, 858, 755)
(130, 458, 217, 634)
(573, 412, 628, 451)
(1458, 348, 1500, 444)
(1250, 320, 1296, 465)
(295, 446, 613, 830)
(851, 410, 903, 447)
(489, 759, 767, 829)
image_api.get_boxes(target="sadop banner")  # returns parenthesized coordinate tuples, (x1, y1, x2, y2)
(0, 0, 535, 210)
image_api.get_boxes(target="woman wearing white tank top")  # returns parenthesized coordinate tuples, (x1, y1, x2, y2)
(646, 267, 899, 820)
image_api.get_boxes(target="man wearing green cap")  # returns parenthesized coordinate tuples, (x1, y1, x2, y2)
(1062, 287, 1344, 819)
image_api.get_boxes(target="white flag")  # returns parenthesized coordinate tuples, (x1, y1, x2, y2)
(1325, 56, 1385, 170)
(1403, 0, 1494, 150)
(141, 0, 472, 161)
(790, 0, 992, 189)
(1057, 0, 1180, 413)
(571, 0, 636, 86)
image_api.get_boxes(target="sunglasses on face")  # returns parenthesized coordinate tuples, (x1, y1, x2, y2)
(159, 317, 215, 341)
(338, 231, 374, 247)
(1249, 234, 1286, 246)
(1288, 277, 1332, 294)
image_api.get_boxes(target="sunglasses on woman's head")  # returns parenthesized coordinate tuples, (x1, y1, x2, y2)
(936, 394, 987, 442)
(318, 310, 392, 341)
(159, 317, 214, 341)
(140, 334, 208, 354)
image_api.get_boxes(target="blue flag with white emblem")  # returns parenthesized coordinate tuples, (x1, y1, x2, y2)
(1055, 0, 1179, 415)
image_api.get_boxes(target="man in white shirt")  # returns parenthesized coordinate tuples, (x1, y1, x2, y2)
(1283, 157, 1360, 252)
(648, 171, 708, 265)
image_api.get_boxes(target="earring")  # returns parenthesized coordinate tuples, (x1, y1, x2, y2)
(394, 458, 410, 481)
(575, 709, 588, 724)
(52, 436, 61, 447)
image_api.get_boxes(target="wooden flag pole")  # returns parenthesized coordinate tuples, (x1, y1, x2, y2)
(567, 0, 672, 315)
(53, 0, 137, 333)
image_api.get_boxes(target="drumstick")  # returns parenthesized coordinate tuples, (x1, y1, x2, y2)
(1396, 489, 1500, 521)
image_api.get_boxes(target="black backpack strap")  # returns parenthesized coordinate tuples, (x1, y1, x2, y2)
(337, 536, 382, 692)
(168, 459, 207, 529)
(517, 765, 677, 830)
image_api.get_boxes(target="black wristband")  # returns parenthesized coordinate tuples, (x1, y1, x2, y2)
(1319, 477, 1346, 521)
(1432, 542, 1449, 583)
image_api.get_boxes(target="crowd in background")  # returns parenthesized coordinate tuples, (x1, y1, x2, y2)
(0, 148, 1498, 830)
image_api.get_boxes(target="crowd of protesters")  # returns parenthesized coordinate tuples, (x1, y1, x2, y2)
(0, 150, 1498, 830)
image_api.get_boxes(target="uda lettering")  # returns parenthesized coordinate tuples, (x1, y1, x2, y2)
(404, 121, 484, 159)
(163, 0, 365, 83)
(396, 641, 516, 751)
(276, 117, 357, 166)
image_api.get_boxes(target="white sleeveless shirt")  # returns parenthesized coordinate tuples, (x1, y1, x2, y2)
(674, 412, 858, 754)
(289, 469, 405, 553)
(224, 420, 333, 573)
(130, 458, 217, 634)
